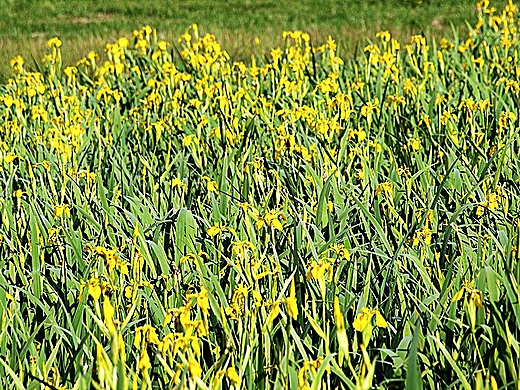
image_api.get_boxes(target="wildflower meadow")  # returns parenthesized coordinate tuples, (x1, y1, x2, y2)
(1, 1, 519, 389)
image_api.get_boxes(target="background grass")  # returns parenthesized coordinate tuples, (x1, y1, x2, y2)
(0, 0, 508, 81)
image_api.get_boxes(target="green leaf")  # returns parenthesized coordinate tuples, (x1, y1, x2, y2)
(0, 357, 26, 390)
(429, 335, 472, 390)
(406, 322, 423, 390)
(316, 174, 333, 228)
(175, 208, 198, 261)
(29, 207, 42, 300)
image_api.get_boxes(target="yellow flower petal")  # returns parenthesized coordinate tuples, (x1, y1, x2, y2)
(197, 287, 210, 314)
(375, 310, 387, 328)
(271, 218, 283, 231)
(285, 279, 298, 320)
(138, 350, 151, 372)
(353, 308, 372, 332)
(452, 287, 465, 302)
(334, 296, 345, 329)
(226, 367, 240, 385)
(189, 358, 202, 378)
(103, 296, 116, 335)
(207, 224, 224, 237)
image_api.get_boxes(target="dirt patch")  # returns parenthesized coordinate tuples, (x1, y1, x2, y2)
(30, 32, 47, 39)
(59, 12, 114, 25)
(431, 18, 443, 29)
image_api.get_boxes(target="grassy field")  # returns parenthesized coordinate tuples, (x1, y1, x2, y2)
(2, 0, 520, 389)
(0, 0, 509, 80)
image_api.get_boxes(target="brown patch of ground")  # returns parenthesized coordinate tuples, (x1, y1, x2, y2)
(59, 12, 114, 25)
(431, 19, 443, 29)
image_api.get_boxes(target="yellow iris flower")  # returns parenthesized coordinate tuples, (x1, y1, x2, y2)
(353, 307, 387, 332)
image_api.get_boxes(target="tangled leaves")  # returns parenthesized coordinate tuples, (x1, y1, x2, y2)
(1, 2, 520, 389)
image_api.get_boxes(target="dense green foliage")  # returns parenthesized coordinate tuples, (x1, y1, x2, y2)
(0, 1, 519, 389)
